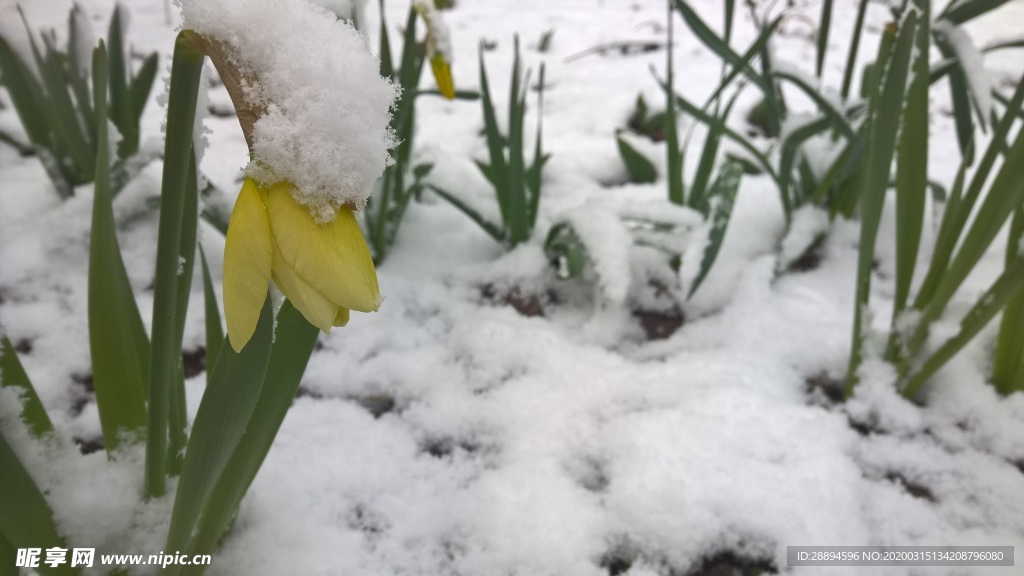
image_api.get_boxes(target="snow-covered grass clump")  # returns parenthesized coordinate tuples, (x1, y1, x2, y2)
(176, 0, 399, 221)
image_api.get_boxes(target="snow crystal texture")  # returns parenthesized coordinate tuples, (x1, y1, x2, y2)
(176, 0, 399, 221)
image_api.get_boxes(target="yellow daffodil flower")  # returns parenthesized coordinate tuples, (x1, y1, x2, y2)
(413, 0, 455, 100)
(429, 54, 455, 100)
(223, 178, 380, 351)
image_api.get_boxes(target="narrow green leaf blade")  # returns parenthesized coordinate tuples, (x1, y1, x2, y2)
(164, 297, 275, 573)
(616, 132, 657, 184)
(0, 37, 50, 148)
(146, 31, 205, 498)
(199, 246, 224, 371)
(816, 0, 834, 78)
(992, 208, 1024, 395)
(903, 254, 1024, 398)
(478, 45, 509, 223)
(942, 0, 1014, 24)
(846, 13, 918, 394)
(181, 302, 318, 575)
(688, 160, 743, 297)
(427, 183, 505, 242)
(88, 42, 149, 452)
(107, 4, 137, 157)
(130, 52, 159, 127)
(0, 433, 77, 576)
(0, 336, 54, 437)
(888, 1, 930, 361)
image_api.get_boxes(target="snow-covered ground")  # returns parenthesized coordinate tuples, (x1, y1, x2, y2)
(2, 0, 1023, 574)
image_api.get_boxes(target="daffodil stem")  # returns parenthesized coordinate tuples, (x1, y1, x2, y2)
(145, 31, 205, 499)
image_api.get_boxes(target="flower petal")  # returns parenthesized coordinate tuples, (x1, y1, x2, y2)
(224, 178, 274, 351)
(265, 182, 380, 313)
(429, 54, 455, 100)
(272, 243, 338, 333)
(334, 307, 350, 327)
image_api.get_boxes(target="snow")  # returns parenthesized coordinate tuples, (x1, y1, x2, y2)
(176, 0, 399, 221)
(933, 19, 994, 126)
(1, 0, 1023, 575)
(413, 0, 453, 63)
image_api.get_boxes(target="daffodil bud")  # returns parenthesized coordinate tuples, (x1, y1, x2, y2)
(176, 0, 396, 349)
(413, 0, 455, 100)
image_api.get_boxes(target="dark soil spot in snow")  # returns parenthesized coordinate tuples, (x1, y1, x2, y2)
(13, 338, 33, 354)
(481, 284, 548, 317)
(421, 437, 484, 459)
(351, 394, 396, 418)
(182, 347, 206, 378)
(567, 455, 610, 493)
(885, 472, 936, 502)
(805, 372, 844, 405)
(71, 372, 94, 393)
(847, 415, 881, 437)
(73, 436, 104, 455)
(599, 550, 635, 576)
(787, 236, 825, 273)
(684, 552, 777, 576)
(346, 504, 387, 537)
(295, 386, 324, 400)
(1013, 460, 1024, 476)
(634, 307, 684, 340)
(207, 103, 236, 118)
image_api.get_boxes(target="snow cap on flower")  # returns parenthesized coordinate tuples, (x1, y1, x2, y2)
(413, 0, 455, 99)
(176, 0, 399, 221)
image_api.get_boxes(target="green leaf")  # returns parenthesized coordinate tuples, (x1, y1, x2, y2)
(427, 183, 505, 242)
(688, 160, 743, 298)
(0, 336, 54, 437)
(167, 151, 201, 475)
(907, 87, 1024, 361)
(840, 0, 871, 100)
(146, 31, 205, 498)
(697, 16, 784, 114)
(505, 37, 528, 247)
(0, 433, 78, 576)
(778, 116, 834, 213)
(527, 63, 546, 232)
(689, 89, 742, 215)
(902, 254, 1024, 398)
(665, 1, 684, 206)
(478, 43, 509, 220)
(110, 146, 163, 199)
(933, 25, 978, 162)
(934, 21, 991, 134)
(673, 0, 772, 98)
(0, 533, 18, 576)
(199, 246, 224, 371)
(0, 36, 49, 150)
(887, 1, 930, 362)
(66, 5, 95, 149)
(108, 4, 137, 158)
(0, 129, 34, 156)
(23, 13, 94, 183)
(130, 52, 159, 127)
(941, 0, 1014, 24)
(771, 70, 857, 140)
(88, 42, 149, 452)
(846, 13, 918, 395)
(992, 208, 1024, 395)
(179, 302, 319, 576)
(616, 132, 657, 184)
(663, 83, 779, 194)
(817, 0, 834, 78)
(377, 0, 394, 79)
(164, 297, 275, 575)
(544, 222, 588, 280)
